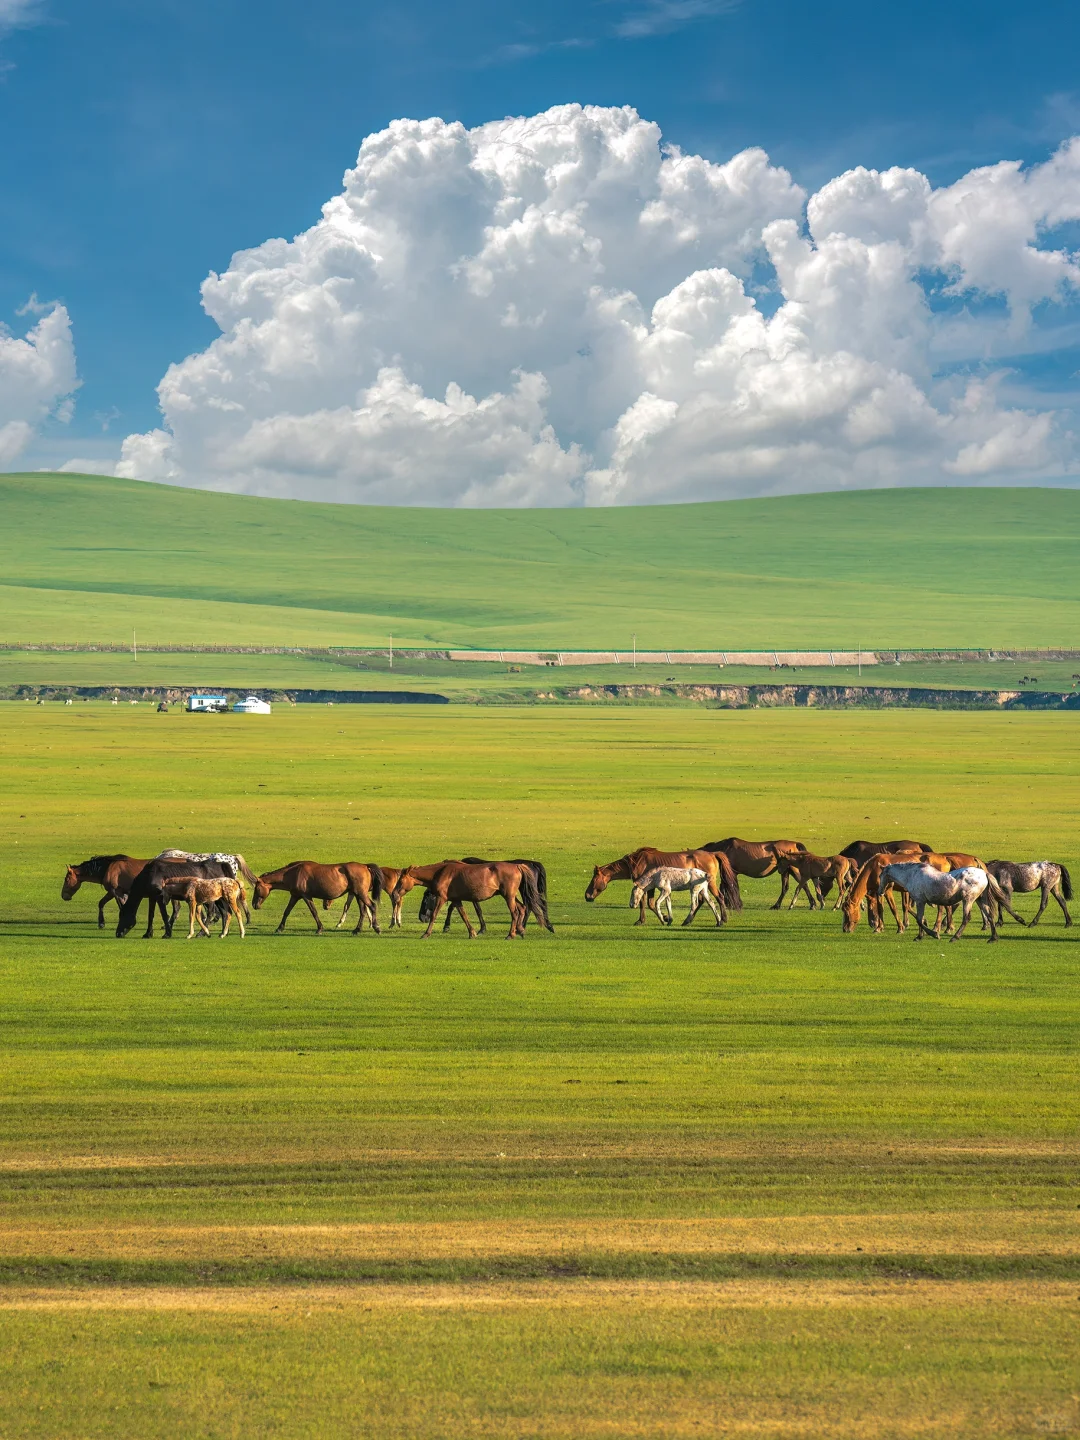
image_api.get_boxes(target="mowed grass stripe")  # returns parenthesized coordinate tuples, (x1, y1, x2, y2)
(1, 1283, 1077, 1440)
(2, 1210, 1077, 1258)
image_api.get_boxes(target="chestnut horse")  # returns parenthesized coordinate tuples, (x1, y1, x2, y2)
(586, 848, 739, 924)
(777, 852, 860, 910)
(253, 862, 384, 934)
(63, 855, 150, 927)
(390, 858, 551, 934)
(826, 839, 935, 900)
(699, 838, 806, 908)
(411, 862, 550, 939)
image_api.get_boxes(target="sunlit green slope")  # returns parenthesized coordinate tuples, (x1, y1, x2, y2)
(1, 472, 1077, 648)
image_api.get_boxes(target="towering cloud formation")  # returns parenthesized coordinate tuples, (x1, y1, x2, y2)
(118, 105, 1080, 505)
(0, 302, 78, 466)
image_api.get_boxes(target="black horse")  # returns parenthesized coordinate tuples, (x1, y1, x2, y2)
(116, 858, 234, 938)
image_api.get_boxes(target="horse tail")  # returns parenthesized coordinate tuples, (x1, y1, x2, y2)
(234, 855, 259, 886)
(718, 853, 742, 911)
(527, 861, 552, 926)
(368, 864, 384, 903)
(1060, 865, 1073, 901)
(519, 864, 552, 932)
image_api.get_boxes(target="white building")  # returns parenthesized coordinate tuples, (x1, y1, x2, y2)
(187, 693, 229, 713)
(233, 695, 272, 714)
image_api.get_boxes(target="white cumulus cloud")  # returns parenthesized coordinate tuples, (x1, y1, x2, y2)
(0, 301, 79, 467)
(116, 104, 1080, 505)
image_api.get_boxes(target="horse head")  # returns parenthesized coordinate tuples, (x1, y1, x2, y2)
(585, 864, 611, 902)
(61, 865, 81, 900)
(252, 876, 273, 909)
(390, 867, 415, 904)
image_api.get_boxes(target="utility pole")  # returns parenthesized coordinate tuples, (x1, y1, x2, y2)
(389, 633, 393, 671)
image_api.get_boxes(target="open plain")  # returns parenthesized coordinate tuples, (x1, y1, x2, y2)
(0, 700, 1077, 1436)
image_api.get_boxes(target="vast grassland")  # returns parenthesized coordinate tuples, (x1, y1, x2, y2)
(3, 471, 1080, 649)
(0, 701, 1077, 1436)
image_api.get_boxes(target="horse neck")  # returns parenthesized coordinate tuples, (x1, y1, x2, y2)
(845, 863, 874, 912)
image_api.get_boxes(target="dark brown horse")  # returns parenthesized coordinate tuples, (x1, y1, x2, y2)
(586, 848, 739, 924)
(253, 862, 384, 934)
(411, 861, 550, 939)
(116, 857, 236, 938)
(63, 855, 149, 927)
(698, 838, 805, 908)
(776, 852, 860, 909)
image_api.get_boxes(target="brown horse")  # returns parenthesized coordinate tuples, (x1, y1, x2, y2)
(253, 862, 384, 934)
(389, 861, 488, 933)
(586, 848, 739, 924)
(338, 866, 405, 930)
(826, 839, 935, 899)
(699, 838, 805, 908)
(777, 852, 860, 910)
(62, 855, 149, 927)
(411, 862, 550, 939)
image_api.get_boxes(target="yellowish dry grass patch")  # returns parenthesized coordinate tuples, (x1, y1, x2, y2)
(2, 1210, 1078, 1262)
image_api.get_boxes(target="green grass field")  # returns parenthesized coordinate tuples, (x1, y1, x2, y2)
(4, 648, 1080, 702)
(0, 701, 1077, 1436)
(3, 471, 1080, 649)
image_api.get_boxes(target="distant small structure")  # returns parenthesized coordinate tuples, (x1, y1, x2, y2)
(187, 693, 229, 713)
(233, 695, 272, 714)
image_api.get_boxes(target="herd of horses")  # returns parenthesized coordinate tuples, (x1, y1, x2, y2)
(61, 837, 1072, 943)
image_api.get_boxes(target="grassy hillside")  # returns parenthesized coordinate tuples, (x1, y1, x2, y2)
(1, 471, 1079, 649)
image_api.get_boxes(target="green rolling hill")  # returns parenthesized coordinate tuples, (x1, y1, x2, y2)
(0, 471, 1078, 650)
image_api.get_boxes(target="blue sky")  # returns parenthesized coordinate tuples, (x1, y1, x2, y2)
(3, 0, 1080, 495)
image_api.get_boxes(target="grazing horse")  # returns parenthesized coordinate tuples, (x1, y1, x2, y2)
(252, 862, 383, 934)
(630, 867, 725, 927)
(777, 852, 860, 910)
(841, 849, 939, 933)
(880, 863, 1009, 942)
(413, 862, 550, 939)
(62, 855, 149, 927)
(983, 861, 1073, 927)
(156, 875, 247, 939)
(698, 838, 805, 908)
(116, 858, 235, 938)
(586, 848, 739, 923)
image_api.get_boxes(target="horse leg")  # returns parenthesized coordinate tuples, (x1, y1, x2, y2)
(421, 895, 445, 939)
(304, 897, 324, 933)
(503, 883, 523, 939)
(231, 895, 245, 938)
(1031, 882, 1049, 927)
(884, 888, 904, 934)
(951, 896, 975, 942)
(366, 893, 381, 935)
(98, 890, 113, 928)
(769, 863, 788, 910)
(336, 894, 353, 929)
(275, 894, 301, 934)
(702, 887, 724, 926)
(977, 895, 998, 942)
(454, 901, 477, 939)
(1051, 881, 1072, 926)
